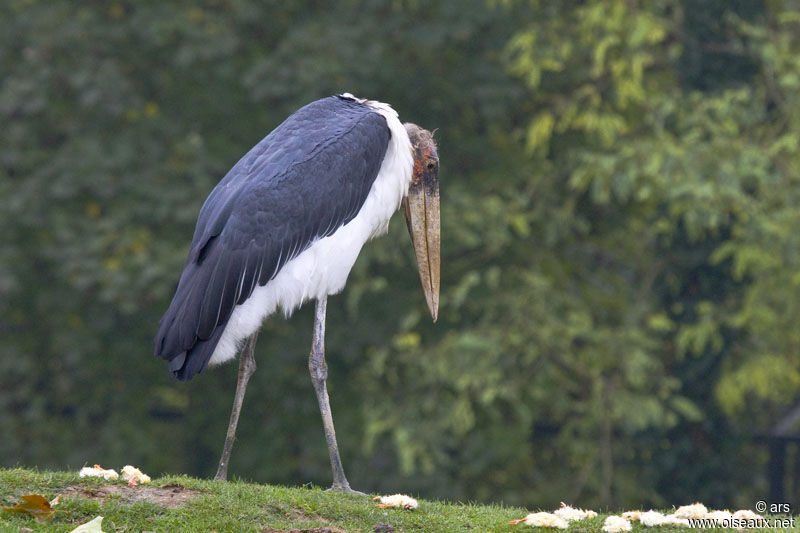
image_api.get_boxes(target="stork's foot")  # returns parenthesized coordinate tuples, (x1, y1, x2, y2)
(327, 483, 366, 496)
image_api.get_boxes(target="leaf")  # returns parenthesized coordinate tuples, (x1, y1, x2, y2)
(70, 516, 106, 533)
(525, 111, 555, 154)
(1, 494, 67, 523)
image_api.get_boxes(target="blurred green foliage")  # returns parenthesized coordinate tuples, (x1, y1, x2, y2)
(2, 0, 800, 510)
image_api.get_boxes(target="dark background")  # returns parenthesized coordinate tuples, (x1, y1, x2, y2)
(3, 0, 800, 510)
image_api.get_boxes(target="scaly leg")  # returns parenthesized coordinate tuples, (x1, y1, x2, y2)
(214, 330, 259, 481)
(309, 296, 362, 494)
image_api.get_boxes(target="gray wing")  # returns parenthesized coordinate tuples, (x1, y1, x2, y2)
(155, 96, 390, 380)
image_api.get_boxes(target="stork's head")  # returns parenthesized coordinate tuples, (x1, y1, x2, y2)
(402, 123, 440, 322)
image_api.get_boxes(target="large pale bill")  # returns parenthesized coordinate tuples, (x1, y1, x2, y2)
(403, 173, 440, 322)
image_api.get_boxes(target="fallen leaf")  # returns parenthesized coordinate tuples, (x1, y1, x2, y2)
(69, 516, 106, 533)
(1, 494, 67, 523)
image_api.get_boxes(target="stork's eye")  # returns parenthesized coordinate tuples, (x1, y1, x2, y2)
(426, 161, 436, 171)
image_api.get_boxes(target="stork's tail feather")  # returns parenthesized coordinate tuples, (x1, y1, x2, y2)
(156, 323, 225, 381)
(154, 256, 228, 381)
(154, 284, 228, 381)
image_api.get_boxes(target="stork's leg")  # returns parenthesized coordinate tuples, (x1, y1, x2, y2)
(309, 296, 362, 494)
(214, 330, 259, 481)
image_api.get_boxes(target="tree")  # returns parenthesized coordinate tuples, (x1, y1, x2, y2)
(502, 0, 800, 506)
(2, 0, 800, 509)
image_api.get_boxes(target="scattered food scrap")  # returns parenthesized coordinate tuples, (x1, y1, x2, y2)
(509, 512, 569, 529)
(660, 514, 690, 527)
(511, 502, 765, 530)
(627, 510, 689, 527)
(78, 464, 151, 486)
(79, 465, 119, 480)
(623, 504, 763, 528)
(673, 502, 708, 519)
(512, 502, 597, 528)
(705, 510, 733, 524)
(602, 515, 632, 532)
(373, 494, 418, 510)
(639, 510, 667, 527)
(69, 516, 106, 533)
(621, 510, 641, 521)
(553, 502, 597, 522)
(733, 509, 763, 521)
(120, 465, 151, 486)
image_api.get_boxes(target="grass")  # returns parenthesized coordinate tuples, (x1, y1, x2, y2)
(0, 467, 795, 532)
(0, 467, 535, 533)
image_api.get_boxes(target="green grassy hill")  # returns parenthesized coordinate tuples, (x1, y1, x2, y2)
(0, 467, 537, 533)
(0, 468, 791, 532)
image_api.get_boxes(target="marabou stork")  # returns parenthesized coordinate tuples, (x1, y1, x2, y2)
(154, 93, 440, 492)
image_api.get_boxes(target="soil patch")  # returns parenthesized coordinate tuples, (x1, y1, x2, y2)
(58, 483, 202, 508)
